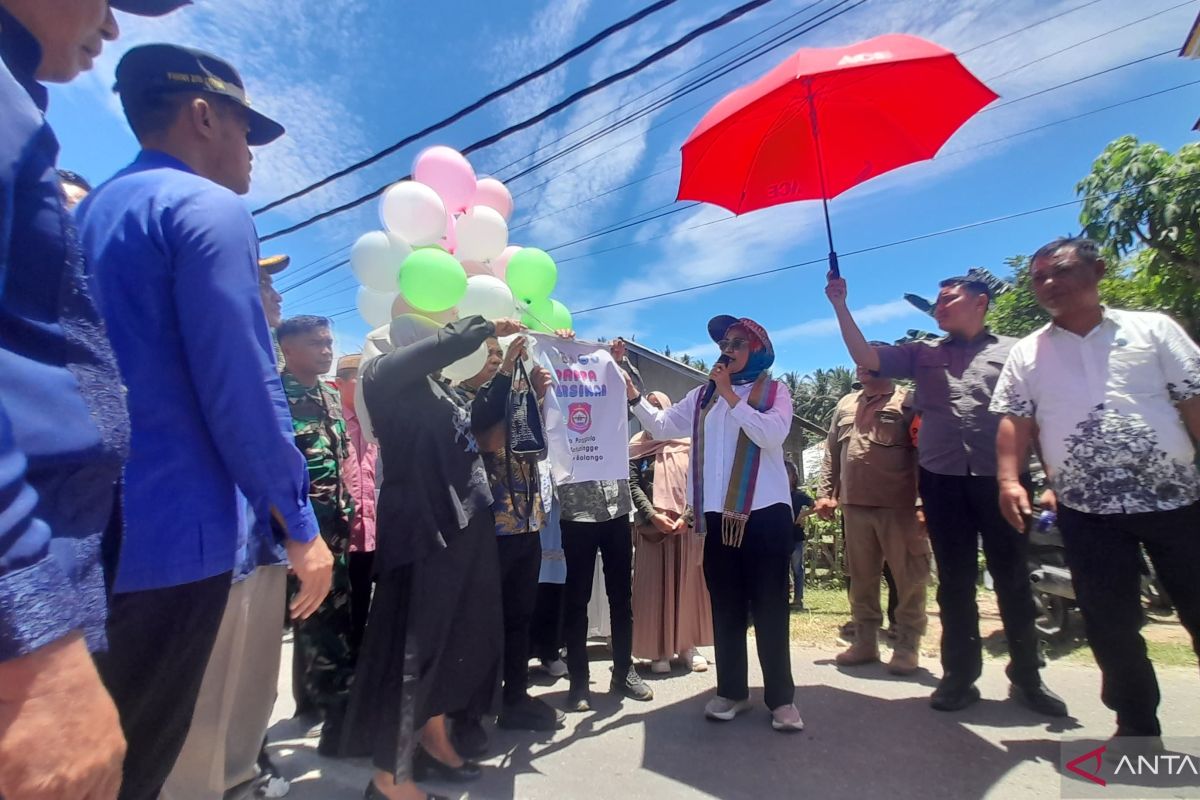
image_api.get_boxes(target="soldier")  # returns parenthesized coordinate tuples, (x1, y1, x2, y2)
(815, 365, 929, 675)
(259, 254, 288, 368)
(277, 314, 357, 756)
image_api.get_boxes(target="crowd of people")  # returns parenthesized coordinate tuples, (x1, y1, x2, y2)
(1, 3, 1198, 800)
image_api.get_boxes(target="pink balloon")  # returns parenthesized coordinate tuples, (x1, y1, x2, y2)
(490, 245, 522, 281)
(438, 212, 457, 255)
(461, 259, 492, 278)
(413, 146, 477, 214)
(391, 294, 458, 325)
(472, 177, 514, 221)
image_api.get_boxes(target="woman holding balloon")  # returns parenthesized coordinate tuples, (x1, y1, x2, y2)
(342, 312, 524, 800)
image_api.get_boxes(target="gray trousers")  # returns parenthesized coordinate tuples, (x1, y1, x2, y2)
(160, 565, 288, 800)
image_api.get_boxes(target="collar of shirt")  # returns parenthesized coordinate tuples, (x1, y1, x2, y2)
(1045, 306, 1117, 341)
(281, 370, 325, 402)
(0, 7, 46, 109)
(944, 329, 998, 348)
(132, 148, 198, 176)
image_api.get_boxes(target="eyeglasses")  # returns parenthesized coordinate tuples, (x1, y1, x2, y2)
(717, 338, 749, 352)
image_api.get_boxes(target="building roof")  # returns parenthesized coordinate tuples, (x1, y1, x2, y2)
(623, 340, 827, 436)
(1181, 10, 1200, 58)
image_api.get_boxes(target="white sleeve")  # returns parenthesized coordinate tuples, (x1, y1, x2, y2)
(632, 387, 698, 440)
(727, 381, 792, 448)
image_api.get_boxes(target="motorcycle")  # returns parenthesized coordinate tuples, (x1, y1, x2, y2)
(1027, 508, 1173, 640)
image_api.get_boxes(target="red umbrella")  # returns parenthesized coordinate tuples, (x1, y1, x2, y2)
(677, 34, 997, 276)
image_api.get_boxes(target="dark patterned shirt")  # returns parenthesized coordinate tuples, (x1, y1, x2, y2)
(283, 371, 354, 550)
(991, 308, 1200, 514)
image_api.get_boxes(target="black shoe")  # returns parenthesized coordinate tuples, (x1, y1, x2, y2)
(498, 695, 566, 731)
(1009, 682, 1069, 717)
(411, 747, 481, 783)
(1102, 730, 1166, 765)
(565, 685, 592, 712)
(450, 715, 489, 759)
(930, 682, 981, 712)
(611, 666, 654, 702)
(365, 781, 449, 800)
(317, 702, 347, 757)
(791, 598, 807, 611)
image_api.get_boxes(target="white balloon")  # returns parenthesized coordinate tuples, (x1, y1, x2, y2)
(356, 286, 398, 328)
(442, 341, 489, 383)
(457, 275, 516, 321)
(454, 205, 509, 262)
(351, 231, 411, 292)
(379, 181, 447, 246)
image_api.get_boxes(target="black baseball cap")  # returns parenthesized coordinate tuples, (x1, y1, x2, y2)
(113, 44, 285, 145)
(109, 0, 192, 16)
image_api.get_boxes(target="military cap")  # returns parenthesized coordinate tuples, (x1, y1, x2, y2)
(258, 254, 290, 275)
(114, 44, 285, 146)
(110, 0, 192, 16)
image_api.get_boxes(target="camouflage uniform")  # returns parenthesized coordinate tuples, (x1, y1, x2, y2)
(282, 370, 356, 711)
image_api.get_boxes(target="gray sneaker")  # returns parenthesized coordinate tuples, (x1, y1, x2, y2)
(704, 696, 752, 721)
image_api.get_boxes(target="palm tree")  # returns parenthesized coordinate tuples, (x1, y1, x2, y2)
(790, 366, 855, 428)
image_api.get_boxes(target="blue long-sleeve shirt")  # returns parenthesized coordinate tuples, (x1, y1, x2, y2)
(78, 149, 318, 593)
(0, 9, 130, 661)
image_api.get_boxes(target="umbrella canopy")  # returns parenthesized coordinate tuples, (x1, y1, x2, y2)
(678, 33, 997, 215)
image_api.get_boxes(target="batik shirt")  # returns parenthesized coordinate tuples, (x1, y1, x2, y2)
(990, 308, 1200, 515)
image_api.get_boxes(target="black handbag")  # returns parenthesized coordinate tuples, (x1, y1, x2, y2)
(504, 358, 546, 522)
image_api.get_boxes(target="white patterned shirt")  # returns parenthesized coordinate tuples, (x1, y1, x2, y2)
(990, 308, 1200, 515)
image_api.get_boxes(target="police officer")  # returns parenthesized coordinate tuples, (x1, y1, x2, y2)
(77, 44, 332, 800)
(277, 314, 357, 756)
(0, 3, 186, 799)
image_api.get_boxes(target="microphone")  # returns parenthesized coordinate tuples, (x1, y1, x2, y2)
(701, 353, 732, 406)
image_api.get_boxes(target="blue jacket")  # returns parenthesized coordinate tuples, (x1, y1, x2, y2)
(0, 10, 129, 661)
(78, 150, 318, 593)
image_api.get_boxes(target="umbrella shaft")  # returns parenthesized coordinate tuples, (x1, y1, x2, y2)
(806, 79, 839, 277)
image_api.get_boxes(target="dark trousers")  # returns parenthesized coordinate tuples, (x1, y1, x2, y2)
(94, 572, 231, 800)
(919, 469, 1041, 689)
(531, 582, 565, 662)
(562, 517, 634, 685)
(1058, 501, 1200, 736)
(348, 550, 375, 655)
(498, 534, 543, 706)
(703, 505, 795, 710)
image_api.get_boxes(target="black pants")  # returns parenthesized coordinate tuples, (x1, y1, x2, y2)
(703, 505, 795, 710)
(348, 550, 375, 655)
(562, 517, 634, 686)
(530, 582, 565, 662)
(498, 534, 543, 706)
(94, 572, 231, 800)
(919, 469, 1041, 689)
(1058, 501, 1200, 736)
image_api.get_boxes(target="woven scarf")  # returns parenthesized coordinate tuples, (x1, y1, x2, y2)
(692, 372, 777, 547)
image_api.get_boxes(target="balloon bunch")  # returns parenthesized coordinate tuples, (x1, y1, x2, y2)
(349, 146, 572, 380)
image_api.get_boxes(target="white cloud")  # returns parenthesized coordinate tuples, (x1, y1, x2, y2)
(60, 0, 378, 219)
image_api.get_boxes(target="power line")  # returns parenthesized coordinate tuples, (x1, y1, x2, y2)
(569, 174, 1195, 315)
(251, 0, 683, 216)
(258, 0, 790, 242)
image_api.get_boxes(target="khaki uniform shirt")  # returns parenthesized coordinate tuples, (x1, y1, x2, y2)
(818, 387, 918, 508)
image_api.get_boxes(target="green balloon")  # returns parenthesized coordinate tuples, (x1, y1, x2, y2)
(548, 299, 573, 332)
(505, 247, 557, 302)
(521, 297, 554, 333)
(399, 247, 467, 313)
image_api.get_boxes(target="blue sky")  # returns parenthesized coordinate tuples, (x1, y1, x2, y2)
(50, 0, 1200, 375)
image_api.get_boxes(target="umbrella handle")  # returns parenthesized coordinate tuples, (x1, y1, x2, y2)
(827, 251, 840, 279)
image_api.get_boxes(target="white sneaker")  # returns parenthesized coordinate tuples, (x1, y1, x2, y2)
(683, 648, 708, 672)
(256, 775, 290, 798)
(704, 696, 752, 721)
(650, 659, 671, 674)
(770, 703, 805, 732)
(541, 658, 568, 678)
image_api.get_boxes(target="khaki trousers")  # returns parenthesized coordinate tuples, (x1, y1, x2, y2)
(160, 565, 288, 800)
(842, 505, 930, 644)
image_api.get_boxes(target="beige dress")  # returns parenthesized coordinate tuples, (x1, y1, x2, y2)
(630, 436, 713, 661)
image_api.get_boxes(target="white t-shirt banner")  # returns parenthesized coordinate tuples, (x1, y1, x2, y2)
(531, 334, 629, 486)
